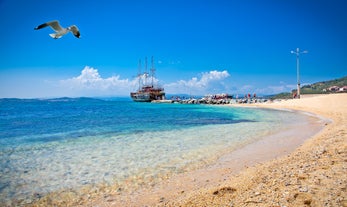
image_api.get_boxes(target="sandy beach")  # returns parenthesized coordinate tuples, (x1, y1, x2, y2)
(160, 93, 347, 207)
(31, 93, 346, 207)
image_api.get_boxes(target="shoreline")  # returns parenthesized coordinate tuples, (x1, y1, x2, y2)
(163, 93, 347, 206)
(29, 94, 346, 206)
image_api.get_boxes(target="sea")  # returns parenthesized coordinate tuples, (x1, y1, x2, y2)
(0, 97, 322, 205)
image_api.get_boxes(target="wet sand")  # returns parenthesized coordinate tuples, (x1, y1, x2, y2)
(31, 93, 347, 207)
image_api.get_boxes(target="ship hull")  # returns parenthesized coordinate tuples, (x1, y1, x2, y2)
(130, 92, 152, 102)
(130, 86, 165, 102)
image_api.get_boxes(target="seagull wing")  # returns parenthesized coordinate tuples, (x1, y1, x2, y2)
(46, 20, 64, 32)
(69, 25, 80, 38)
(34, 20, 63, 32)
(34, 22, 49, 30)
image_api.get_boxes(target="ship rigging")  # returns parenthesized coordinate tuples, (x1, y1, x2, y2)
(130, 57, 165, 102)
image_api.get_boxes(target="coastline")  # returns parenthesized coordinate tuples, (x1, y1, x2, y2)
(162, 93, 347, 206)
(30, 93, 346, 206)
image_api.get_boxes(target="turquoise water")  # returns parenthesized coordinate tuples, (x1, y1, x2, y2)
(0, 98, 313, 204)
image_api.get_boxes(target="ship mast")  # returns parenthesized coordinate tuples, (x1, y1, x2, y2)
(137, 59, 141, 91)
(150, 56, 155, 87)
(143, 57, 149, 86)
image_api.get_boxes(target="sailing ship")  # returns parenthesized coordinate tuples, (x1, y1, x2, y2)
(130, 57, 166, 102)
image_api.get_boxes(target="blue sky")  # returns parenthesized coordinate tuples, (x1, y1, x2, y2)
(0, 0, 346, 98)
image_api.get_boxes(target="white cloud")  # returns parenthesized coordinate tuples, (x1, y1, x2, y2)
(60, 66, 135, 96)
(263, 83, 296, 94)
(237, 82, 296, 95)
(239, 84, 254, 92)
(58, 67, 294, 97)
(164, 70, 230, 94)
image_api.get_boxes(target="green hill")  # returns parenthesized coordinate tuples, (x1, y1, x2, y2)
(300, 76, 347, 94)
(270, 76, 347, 99)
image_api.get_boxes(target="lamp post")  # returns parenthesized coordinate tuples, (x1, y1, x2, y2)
(291, 48, 308, 99)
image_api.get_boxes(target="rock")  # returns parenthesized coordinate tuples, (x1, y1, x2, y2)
(299, 186, 308, 192)
(213, 187, 236, 196)
(106, 197, 116, 202)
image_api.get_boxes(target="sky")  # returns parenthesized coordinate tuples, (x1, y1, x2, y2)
(0, 0, 346, 98)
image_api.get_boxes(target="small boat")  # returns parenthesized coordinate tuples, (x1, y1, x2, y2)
(130, 57, 166, 102)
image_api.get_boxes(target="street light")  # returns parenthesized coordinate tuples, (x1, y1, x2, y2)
(291, 48, 308, 99)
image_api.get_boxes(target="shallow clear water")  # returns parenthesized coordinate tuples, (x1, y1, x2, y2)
(0, 98, 313, 204)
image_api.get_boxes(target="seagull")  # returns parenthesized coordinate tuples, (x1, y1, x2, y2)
(34, 20, 80, 39)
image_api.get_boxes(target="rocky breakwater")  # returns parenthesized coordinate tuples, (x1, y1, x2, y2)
(167, 94, 268, 105)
